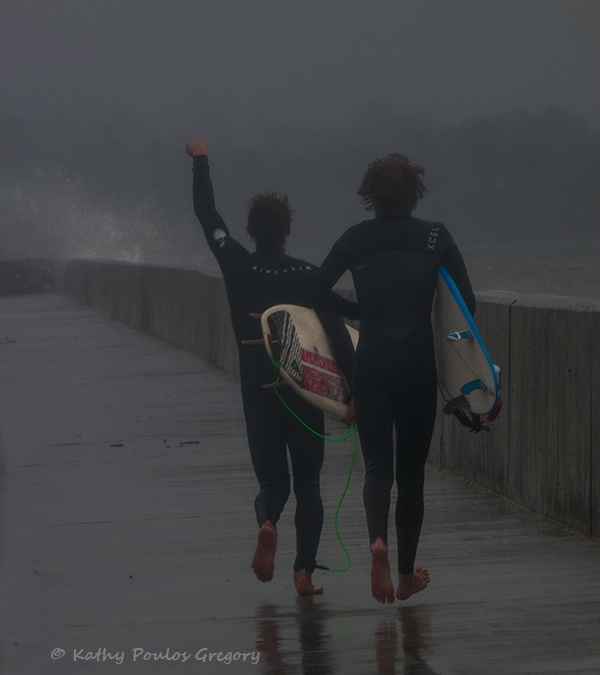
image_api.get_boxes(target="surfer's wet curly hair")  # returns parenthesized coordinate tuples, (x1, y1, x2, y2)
(246, 192, 293, 248)
(357, 154, 427, 218)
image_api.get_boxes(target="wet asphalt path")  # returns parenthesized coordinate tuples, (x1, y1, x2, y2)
(1, 294, 600, 674)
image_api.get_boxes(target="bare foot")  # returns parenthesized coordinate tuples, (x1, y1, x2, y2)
(252, 521, 277, 582)
(396, 564, 430, 601)
(294, 569, 324, 596)
(370, 538, 395, 604)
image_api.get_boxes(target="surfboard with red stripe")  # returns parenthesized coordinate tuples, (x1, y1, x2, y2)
(261, 305, 358, 421)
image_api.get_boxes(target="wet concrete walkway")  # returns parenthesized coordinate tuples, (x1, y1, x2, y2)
(1, 294, 599, 675)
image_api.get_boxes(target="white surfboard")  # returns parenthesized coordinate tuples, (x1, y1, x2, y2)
(432, 266, 502, 429)
(260, 305, 358, 421)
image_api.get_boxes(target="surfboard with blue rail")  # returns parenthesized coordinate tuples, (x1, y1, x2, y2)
(432, 266, 502, 430)
(260, 304, 358, 422)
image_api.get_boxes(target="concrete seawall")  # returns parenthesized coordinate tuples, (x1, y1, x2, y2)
(61, 258, 600, 538)
(0, 258, 65, 294)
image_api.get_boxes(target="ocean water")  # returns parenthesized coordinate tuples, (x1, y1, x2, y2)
(149, 248, 600, 302)
(465, 251, 600, 301)
(4, 244, 597, 302)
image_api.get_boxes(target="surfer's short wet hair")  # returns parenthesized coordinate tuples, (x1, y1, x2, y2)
(246, 192, 293, 247)
(357, 154, 427, 217)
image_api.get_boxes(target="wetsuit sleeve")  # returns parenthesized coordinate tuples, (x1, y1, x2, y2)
(441, 235, 476, 315)
(313, 235, 350, 296)
(310, 233, 360, 319)
(192, 155, 248, 273)
(319, 290, 360, 321)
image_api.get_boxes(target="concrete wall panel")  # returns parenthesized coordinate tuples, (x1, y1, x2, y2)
(0, 259, 65, 295)
(589, 307, 600, 537)
(440, 292, 515, 494)
(508, 295, 600, 534)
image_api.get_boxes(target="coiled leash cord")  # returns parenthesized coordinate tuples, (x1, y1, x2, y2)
(272, 377, 358, 572)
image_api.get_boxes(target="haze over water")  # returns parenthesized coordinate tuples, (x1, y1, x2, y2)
(1, 1, 599, 299)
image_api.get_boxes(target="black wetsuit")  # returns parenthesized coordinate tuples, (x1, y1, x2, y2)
(192, 155, 357, 572)
(313, 215, 475, 574)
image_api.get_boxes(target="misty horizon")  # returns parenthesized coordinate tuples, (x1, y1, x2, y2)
(1, 1, 599, 297)
(2, 103, 599, 264)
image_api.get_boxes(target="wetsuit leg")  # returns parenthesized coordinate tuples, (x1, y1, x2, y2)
(392, 367, 437, 574)
(283, 390, 325, 572)
(353, 366, 395, 546)
(354, 335, 437, 575)
(244, 389, 291, 528)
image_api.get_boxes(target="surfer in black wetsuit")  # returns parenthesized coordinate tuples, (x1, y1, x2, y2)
(311, 153, 475, 604)
(185, 138, 357, 596)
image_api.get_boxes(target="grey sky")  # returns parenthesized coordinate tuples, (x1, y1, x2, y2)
(2, 0, 599, 266)
(2, 0, 599, 133)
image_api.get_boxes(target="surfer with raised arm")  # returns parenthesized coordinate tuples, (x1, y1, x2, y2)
(311, 154, 475, 603)
(185, 138, 357, 596)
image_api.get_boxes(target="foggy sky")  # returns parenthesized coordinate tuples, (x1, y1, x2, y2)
(1, 1, 600, 264)
(3, 0, 599, 133)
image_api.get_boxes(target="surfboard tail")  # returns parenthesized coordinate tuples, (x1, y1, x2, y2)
(434, 266, 503, 430)
(444, 391, 503, 432)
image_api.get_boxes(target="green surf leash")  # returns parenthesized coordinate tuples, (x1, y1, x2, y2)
(272, 376, 358, 572)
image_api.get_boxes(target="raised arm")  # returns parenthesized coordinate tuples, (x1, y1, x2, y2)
(186, 139, 231, 254)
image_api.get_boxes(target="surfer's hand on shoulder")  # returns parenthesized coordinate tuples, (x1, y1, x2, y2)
(185, 138, 208, 157)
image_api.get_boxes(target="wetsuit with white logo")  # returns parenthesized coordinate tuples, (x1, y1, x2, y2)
(312, 215, 475, 574)
(192, 155, 357, 572)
